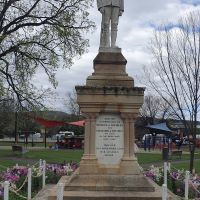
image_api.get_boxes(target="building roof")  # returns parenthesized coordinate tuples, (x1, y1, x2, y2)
(169, 121, 200, 129)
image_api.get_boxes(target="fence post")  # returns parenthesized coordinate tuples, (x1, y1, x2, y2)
(39, 159, 42, 168)
(43, 160, 46, 188)
(39, 159, 42, 174)
(4, 181, 9, 200)
(168, 162, 171, 172)
(185, 171, 190, 200)
(164, 162, 168, 186)
(162, 184, 167, 200)
(28, 168, 32, 200)
(57, 182, 64, 200)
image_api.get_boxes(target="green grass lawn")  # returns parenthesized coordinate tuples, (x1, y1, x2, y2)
(136, 151, 200, 163)
(0, 142, 53, 147)
(0, 149, 83, 170)
(0, 150, 28, 171)
(171, 160, 200, 173)
(0, 160, 26, 171)
(136, 153, 162, 164)
(25, 149, 83, 163)
(1, 148, 200, 173)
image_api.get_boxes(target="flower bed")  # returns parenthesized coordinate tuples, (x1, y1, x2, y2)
(0, 161, 78, 200)
(144, 165, 200, 199)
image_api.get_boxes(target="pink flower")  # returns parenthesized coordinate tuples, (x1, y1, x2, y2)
(176, 188, 181, 193)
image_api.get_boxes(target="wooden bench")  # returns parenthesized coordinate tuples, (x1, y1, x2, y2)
(170, 150, 182, 159)
(12, 145, 24, 154)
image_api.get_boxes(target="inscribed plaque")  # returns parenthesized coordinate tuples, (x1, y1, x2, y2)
(96, 114, 124, 165)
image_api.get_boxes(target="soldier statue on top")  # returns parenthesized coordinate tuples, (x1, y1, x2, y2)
(97, 0, 124, 49)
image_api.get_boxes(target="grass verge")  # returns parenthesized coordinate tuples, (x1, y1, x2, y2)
(0, 149, 200, 173)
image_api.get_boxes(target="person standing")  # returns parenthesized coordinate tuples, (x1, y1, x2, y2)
(146, 134, 151, 152)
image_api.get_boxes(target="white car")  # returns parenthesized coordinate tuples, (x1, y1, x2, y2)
(29, 132, 41, 139)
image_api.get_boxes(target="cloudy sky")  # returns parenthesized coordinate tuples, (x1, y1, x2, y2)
(34, 0, 200, 112)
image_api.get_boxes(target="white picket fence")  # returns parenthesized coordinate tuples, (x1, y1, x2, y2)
(162, 162, 190, 200)
(2, 159, 64, 200)
(2, 161, 198, 200)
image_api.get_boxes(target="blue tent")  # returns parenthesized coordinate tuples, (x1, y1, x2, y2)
(145, 122, 172, 134)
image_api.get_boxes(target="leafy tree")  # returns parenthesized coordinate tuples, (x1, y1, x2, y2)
(0, 96, 41, 139)
(0, 97, 15, 136)
(0, 0, 94, 107)
(144, 12, 200, 172)
(17, 112, 41, 133)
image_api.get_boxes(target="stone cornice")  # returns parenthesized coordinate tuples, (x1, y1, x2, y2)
(75, 86, 145, 96)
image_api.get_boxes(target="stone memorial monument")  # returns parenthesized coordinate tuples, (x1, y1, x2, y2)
(48, 1, 174, 199)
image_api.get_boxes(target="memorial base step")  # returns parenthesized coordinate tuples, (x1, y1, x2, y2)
(64, 174, 155, 192)
(49, 191, 162, 200)
(47, 176, 177, 200)
(48, 190, 177, 200)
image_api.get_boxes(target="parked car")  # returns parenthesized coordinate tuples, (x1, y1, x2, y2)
(29, 132, 41, 139)
(52, 131, 75, 140)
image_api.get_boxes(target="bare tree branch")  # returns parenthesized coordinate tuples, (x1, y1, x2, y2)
(143, 11, 200, 172)
(0, 0, 94, 109)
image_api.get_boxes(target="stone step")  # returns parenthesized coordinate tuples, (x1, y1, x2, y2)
(48, 190, 163, 200)
(64, 174, 155, 192)
(47, 176, 179, 200)
(64, 185, 155, 192)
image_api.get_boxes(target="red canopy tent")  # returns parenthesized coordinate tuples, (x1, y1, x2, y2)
(68, 120, 85, 127)
(31, 116, 85, 128)
(30, 116, 85, 148)
(33, 117, 66, 128)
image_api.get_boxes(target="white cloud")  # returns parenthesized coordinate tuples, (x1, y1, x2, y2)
(35, 0, 200, 111)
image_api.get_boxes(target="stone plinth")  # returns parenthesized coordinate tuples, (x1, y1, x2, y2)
(75, 86, 144, 176)
(48, 51, 166, 199)
(86, 52, 134, 87)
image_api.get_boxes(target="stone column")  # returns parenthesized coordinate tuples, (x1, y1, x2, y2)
(89, 113, 98, 158)
(82, 113, 98, 159)
(120, 113, 140, 175)
(128, 115, 137, 159)
(79, 113, 98, 174)
(121, 113, 137, 160)
(121, 114, 129, 159)
(83, 117, 91, 157)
